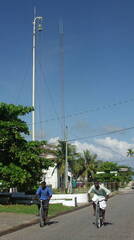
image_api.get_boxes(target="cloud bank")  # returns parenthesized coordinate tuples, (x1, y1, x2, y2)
(49, 136, 134, 167)
(73, 137, 134, 167)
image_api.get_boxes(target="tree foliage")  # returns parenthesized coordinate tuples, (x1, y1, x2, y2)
(53, 140, 79, 187)
(53, 143, 99, 183)
(127, 149, 134, 157)
(94, 161, 133, 183)
(0, 103, 53, 192)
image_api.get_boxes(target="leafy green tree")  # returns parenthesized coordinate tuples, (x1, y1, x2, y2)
(16, 140, 54, 192)
(97, 161, 119, 172)
(94, 161, 133, 185)
(118, 165, 133, 184)
(0, 103, 53, 192)
(94, 161, 119, 182)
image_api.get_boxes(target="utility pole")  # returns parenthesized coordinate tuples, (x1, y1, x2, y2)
(65, 126, 68, 192)
(32, 9, 43, 141)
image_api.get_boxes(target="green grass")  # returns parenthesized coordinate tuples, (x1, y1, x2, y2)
(48, 204, 74, 216)
(0, 204, 74, 216)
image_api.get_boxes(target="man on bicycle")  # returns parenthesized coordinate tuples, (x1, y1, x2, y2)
(36, 180, 52, 223)
(88, 180, 111, 223)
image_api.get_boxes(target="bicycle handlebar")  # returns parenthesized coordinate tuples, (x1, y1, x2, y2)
(96, 198, 107, 203)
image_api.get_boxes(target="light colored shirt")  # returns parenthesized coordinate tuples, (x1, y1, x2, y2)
(88, 184, 111, 202)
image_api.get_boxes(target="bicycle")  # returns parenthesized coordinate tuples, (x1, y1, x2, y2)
(95, 199, 105, 228)
(39, 199, 49, 227)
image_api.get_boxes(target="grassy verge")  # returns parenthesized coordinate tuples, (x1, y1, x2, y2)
(0, 204, 74, 216)
(49, 204, 74, 216)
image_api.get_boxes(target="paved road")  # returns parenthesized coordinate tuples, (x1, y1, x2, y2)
(1, 191, 134, 240)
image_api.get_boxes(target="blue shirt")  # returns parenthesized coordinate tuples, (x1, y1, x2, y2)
(36, 186, 52, 200)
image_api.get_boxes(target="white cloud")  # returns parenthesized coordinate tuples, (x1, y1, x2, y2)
(73, 140, 114, 160)
(95, 137, 134, 157)
(48, 136, 134, 167)
(73, 137, 134, 167)
(48, 137, 59, 145)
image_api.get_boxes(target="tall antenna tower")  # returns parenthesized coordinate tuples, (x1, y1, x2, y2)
(59, 20, 65, 140)
(59, 21, 68, 191)
(32, 8, 43, 141)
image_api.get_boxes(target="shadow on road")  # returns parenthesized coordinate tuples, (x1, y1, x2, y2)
(103, 222, 113, 226)
(92, 221, 113, 227)
(47, 221, 59, 226)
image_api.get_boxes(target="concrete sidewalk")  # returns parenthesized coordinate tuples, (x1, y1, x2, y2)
(0, 212, 39, 237)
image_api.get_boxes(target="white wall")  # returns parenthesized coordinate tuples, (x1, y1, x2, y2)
(42, 166, 58, 189)
(50, 193, 88, 207)
(43, 166, 72, 190)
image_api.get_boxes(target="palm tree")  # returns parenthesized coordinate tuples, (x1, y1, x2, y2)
(52, 140, 79, 189)
(80, 150, 98, 182)
(70, 154, 85, 179)
(127, 149, 134, 157)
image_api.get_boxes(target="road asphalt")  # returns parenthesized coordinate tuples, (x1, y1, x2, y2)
(0, 203, 90, 237)
(0, 188, 130, 237)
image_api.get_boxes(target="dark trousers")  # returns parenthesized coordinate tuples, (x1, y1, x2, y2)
(37, 200, 49, 216)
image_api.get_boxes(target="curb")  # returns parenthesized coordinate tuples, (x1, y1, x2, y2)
(0, 192, 118, 237)
(0, 218, 39, 237)
(0, 203, 91, 237)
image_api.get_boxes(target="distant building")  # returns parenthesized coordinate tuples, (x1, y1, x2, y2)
(42, 166, 59, 189)
(41, 144, 58, 188)
(41, 143, 72, 189)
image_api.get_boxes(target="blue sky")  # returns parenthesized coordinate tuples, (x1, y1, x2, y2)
(1, 0, 134, 167)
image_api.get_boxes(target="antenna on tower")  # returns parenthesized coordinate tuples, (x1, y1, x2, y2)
(59, 21, 69, 191)
(32, 9, 43, 141)
(34, 6, 36, 19)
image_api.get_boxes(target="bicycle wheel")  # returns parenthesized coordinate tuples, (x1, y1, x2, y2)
(43, 200, 49, 225)
(99, 209, 103, 226)
(40, 206, 45, 227)
(96, 204, 101, 228)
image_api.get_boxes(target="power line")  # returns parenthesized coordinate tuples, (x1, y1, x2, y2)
(25, 96, 134, 126)
(68, 126, 134, 142)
